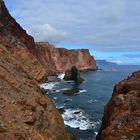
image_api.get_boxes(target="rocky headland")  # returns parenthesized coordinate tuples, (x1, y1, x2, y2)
(35, 42, 97, 73)
(2, 0, 139, 140)
(96, 70, 140, 140)
(0, 0, 97, 139)
(0, 0, 68, 139)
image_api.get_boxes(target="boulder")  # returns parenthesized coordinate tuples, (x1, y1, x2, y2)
(63, 88, 80, 96)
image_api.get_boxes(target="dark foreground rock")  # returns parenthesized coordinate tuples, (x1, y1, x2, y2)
(57, 108, 66, 114)
(96, 70, 140, 140)
(63, 88, 80, 96)
(67, 132, 77, 140)
(64, 66, 84, 84)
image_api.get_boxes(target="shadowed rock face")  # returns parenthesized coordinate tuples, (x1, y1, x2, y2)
(0, 1, 68, 140)
(64, 66, 84, 84)
(96, 70, 140, 140)
(35, 42, 97, 72)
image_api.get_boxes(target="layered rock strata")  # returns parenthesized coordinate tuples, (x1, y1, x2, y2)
(35, 42, 97, 72)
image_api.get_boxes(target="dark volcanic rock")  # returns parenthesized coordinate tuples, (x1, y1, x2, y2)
(63, 88, 80, 96)
(96, 70, 140, 140)
(57, 108, 66, 114)
(64, 66, 84, 84)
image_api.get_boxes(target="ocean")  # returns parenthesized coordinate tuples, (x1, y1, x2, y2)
(41, 65, 140, 140)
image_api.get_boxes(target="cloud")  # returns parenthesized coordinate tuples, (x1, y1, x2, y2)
(28, 24, 68, 43)
(4, 0, 140, 52)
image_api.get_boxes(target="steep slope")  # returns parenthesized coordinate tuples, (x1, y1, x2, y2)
(0, 1, 67, 139)
(36, 42, 97, 72)
(0, 0, 97, 75)
(97, 70, 140, 140)
(0, 0, 47, 81)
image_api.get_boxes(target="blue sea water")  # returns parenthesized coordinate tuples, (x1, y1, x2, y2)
(41, 65, 140, 140)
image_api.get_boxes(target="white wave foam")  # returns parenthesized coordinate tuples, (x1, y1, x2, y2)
(57, 73, 65, 80)
(79, 89, 87, 93)
(62, 109, 99, 130)
(94, 132, 98, 136)
(40, 82, 59, 90)
(88, 99, 98, 103)
(64, 98, 72, 102)
(54, 97, 58, 100)
(54, 89, 61, 93)
(56, 105, 65, 109)
(66, 81, 75, 83)
(55, 88, 71, 93)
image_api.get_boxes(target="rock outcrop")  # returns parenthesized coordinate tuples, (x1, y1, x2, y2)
(0, 0, 97, 139)
(35, 42, 97, 72)
(0, 0, 48, 82)
(63, 88, 80, 96)
(64, 66, 84, 84)
(0, 1, 67, 139)
(96, 70, 140, 140)
(0, 0, 97, 77)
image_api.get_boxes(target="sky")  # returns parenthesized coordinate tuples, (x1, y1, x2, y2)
(4, 0, 140, 65)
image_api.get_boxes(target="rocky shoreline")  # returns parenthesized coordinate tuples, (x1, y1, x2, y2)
(96, 70, 140, 140)
(0, 0, 139, 140)
(0, 1, 96, 139)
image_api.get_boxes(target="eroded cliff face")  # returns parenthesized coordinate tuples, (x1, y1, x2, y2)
(0, 1, 67, 139)
(97, 70, 140, 140)
(0, 0, 47, 81)
(0, 0, 96, 76)
(36, 42, 97, 72)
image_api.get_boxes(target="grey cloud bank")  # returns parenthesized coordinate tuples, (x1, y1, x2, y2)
(5, 0, 140, 52)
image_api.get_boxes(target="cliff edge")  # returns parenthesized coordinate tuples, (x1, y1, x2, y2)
(35, 42, 97, 72)
(96, 70, 140, 140)
(0, 1, 67, 139)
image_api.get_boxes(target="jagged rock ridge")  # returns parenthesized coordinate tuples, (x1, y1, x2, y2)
(96, 70, 140, 140)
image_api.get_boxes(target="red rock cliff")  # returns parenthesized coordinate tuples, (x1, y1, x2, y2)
(0, 0, 97, 76)
(0, 1, 68, 139)
(96, 70, 140, 140)
(0, 0, 47, 81)
(36, 42, 97, 72)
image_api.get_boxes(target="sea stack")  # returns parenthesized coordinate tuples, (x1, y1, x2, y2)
(64, 66, 84, 84)
(96, 70, 140, 140)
